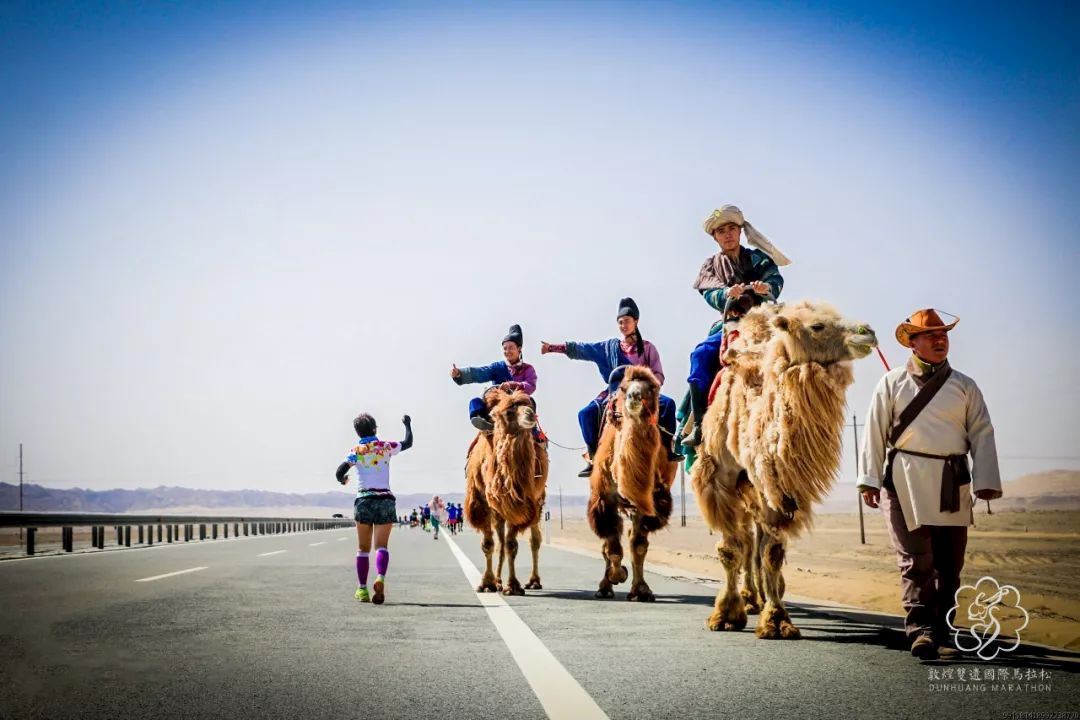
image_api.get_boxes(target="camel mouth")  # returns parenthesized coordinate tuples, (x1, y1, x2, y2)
(516, 408, 537, 429)
(624, 399, 643, 416)
(847, 333, 878, 358)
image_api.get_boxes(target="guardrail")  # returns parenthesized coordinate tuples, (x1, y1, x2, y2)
(0, 512, 354, 557)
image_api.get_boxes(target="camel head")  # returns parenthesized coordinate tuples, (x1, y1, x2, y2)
(613, 365, 661, 426)
(490, 389, 538, 437)
(770, 300, 878, 365)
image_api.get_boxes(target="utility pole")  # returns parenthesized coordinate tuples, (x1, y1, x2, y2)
(558, 485, 563, 530)
(679, 463, 686, 527)
(851, 414, 865, 545)
(19, 443, 24, 546)
(19, 443, 24, 512)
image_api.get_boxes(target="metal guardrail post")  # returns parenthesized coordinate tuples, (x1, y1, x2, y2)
(26, 528, 35, 555)
(62, 527, 73, 552)
(167, 525, 173, 543)
(98, 526, 105, 549)
(213, 524, 218, 539)
(157, 524, 163, 543)
(138, 525, 144, 544)
(115, 526, 122, 545)
(199, 524, 206, 541)
(147, 525, 153, 546)
(124, 526, 131, 547)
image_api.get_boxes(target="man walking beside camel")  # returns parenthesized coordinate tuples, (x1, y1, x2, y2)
(858, 309, 1002, 660)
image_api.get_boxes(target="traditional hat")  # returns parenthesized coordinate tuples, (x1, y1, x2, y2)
(616, 297, 639, 320)
(702, 205, 792, 266)
(895, 308, 959, 348)
(502, 324, 523, 347)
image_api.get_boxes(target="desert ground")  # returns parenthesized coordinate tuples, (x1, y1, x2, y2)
(548, 506, 1080, 650)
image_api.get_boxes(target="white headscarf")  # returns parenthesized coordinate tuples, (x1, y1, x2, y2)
(703, 205, 792, 266)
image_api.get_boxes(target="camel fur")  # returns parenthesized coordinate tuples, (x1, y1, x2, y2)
(587, 365, 677, 602)
(691, 300, 878, 637)
(464, 388, 549, 595)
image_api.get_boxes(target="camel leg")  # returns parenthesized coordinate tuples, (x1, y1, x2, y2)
(626, 512, 655, 602)
(755, 531, 800, 640)
(502, 527, 525, 596)
(477, 522, 498, 593)
(524, 521, 543, 590)
(740, 522, 764, 614)
(595, 531, 627, 599)
(494, 516, 506, 592)
(707, 528, 748, 631)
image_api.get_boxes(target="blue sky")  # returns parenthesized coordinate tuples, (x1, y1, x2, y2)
(1, 1, 1077, 495)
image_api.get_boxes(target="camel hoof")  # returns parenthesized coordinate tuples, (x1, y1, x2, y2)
(476, 583, 497, 593)
(595, 587, 615, 599)
(503, 583, 525, 597)
(607, 565, 629, 585)
(779, 622, 802, 639)
(755, 615, 801, 640)
(627, 589, 655, 603)
(706, 612, 746, 632)
(741, 591, 762, 615)
(524, 579, 543, 590)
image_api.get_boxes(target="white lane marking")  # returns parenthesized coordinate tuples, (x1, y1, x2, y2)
(443, 534, 609, 720)
(337, 537, 348, 542)
(309, 542, 326, 547)
(257, 550, 287, 557)
(135, 566, 208, 582)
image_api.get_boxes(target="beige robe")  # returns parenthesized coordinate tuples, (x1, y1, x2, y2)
(857, 366, 1002, 531)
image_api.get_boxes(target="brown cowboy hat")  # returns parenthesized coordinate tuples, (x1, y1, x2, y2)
(895, 308, 959, 348)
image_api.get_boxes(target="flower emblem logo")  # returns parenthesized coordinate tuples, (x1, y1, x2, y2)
(946, 576, 1029, 661)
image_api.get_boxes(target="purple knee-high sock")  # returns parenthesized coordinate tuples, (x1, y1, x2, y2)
(375, 548, 389, 576)
(356, 551, 370, 587)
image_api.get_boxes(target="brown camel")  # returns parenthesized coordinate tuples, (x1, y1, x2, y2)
(588, 365, 677, 601)
(691, 300, 878, 637)
(464, 388, 549, 595)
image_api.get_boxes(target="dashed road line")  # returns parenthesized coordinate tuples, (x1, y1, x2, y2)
(309, 542, 326, 547)
(135, 566, 208, 582)
(256, 550, 287, 557)
(443, 533, 609, 720)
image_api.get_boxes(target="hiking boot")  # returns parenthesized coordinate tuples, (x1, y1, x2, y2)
(681, 385, 709, 447)
(355, 587, 371, 603)
(577, 463, 593, 478)
(681, 425, 703, 448)
(372, 575, 385, 605)
(471, 415, 494, 432)
(910, 634, 938, 660)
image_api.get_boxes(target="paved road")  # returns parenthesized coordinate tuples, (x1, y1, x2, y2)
(0, 524, 1076, 719)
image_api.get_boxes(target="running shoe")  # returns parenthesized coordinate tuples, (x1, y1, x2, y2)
(372, 575, 386, 604)
(355, 587, 371, 603)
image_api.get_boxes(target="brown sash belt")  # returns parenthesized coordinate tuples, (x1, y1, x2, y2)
(884, 447, 971, 513)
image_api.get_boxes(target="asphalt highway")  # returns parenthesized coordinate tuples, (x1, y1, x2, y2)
(0, 523, 1076, 719)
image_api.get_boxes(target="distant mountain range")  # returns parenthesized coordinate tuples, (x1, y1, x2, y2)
(0, 482, 589, 515)
(2, 470, 1075, 515)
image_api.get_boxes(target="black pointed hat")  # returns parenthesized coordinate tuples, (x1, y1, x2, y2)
(502, 324, 524, 347)
(616, 297, 639, 320)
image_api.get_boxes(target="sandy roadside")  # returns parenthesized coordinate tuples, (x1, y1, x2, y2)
(545, 510, 1080, 651)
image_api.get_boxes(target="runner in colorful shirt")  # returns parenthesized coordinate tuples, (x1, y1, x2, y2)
(335, 412, 413, 605)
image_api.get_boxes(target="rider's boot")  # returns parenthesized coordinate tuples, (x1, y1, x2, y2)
(681, 384, 709, 447)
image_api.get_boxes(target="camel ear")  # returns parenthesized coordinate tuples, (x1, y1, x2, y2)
(773, 315, 790, 332)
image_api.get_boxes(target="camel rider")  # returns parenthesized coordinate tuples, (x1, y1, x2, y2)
(858, 309, 1002, 661)
(680, 205, 790, 449)
(541, 297, 680, 477)
(451, 324, 538, 432)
